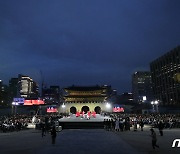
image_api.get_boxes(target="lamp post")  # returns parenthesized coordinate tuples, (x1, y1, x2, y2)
(151, 101, 155, 112)
(151, 100, 159, 113)
(61, 103, 66, 113)
(11, 103, 14, 115)
(12, 102, 18, 115)
(154, 100, 159, 113)
(106, 103, 111, 108)
(105, 102, 112, 112)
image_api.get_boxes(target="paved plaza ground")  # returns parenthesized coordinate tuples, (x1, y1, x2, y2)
(0, 126, 180, 154)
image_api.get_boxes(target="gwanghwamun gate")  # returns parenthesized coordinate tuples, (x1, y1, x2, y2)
(59, 85, 118, 114)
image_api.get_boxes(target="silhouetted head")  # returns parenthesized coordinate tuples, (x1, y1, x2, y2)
(150, 128, 154, 132)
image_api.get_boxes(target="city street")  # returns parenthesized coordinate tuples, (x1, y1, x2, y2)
(0, 127, 180, 154)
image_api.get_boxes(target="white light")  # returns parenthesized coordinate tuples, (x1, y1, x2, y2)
(62, 103, 65, 108)
(143, 96, 147, 101)
(154, 100, 158, 104)
(106, 103, 111, 109)
(151, 101, 154, 105)
(12, 102, 19, 106)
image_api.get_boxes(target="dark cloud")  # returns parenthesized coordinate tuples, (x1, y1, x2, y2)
(0, 0, 180, 93)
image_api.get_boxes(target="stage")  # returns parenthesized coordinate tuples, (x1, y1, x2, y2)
(59, 114, 110, 129)
(59, 114, 110, 122)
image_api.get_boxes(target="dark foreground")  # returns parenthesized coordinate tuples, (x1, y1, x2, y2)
(0, 127, 180, 154)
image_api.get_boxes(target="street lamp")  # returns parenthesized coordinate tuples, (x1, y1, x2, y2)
(105, 102, 112, 113)
(154, 100, 159, 112)
(62, 103, 65, 108)
(106, 102, 111, 109)
(61, 103, 66, 113)
(151, 101, 155, 112)
(12, 102, 19, 115)
(151, 100, 159, 113)
(143, 96, 147, 102)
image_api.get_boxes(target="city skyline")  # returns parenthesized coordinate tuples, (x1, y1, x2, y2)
(0, 0, 180, 93)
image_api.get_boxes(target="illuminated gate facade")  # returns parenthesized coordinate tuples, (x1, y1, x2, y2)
(59, 85, 112, 113)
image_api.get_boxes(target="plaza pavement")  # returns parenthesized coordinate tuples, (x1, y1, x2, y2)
(0, 126, 180, 154)
(114, 126, 180, 154)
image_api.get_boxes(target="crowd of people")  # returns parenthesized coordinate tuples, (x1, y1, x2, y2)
(103, 113, 180, 149)
(0, 115, 32, 132)
(0, 113, 180, 148)
(1, 113, 180, 133)
(103, 113, 180, 132)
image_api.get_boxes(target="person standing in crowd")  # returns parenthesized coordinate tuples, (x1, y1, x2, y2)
(107, 119, 111, 131)
(125, 117, 130, 131)
(150, 128, 159, 149)
(51, 126, 57, 145)
(119, 118, 124, 132)
(41, 124, 46, 137)
(111, 119, 115, 131)
(133, 120, 137, 131)
(103, 119, 106, 130)
(139, 120, 144, 131)
(115, 119, 120, 132)
(168, 118, 173, 129)
(158, 121, 164, 136)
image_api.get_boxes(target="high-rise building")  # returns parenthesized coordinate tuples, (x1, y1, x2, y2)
(150, 46, 180, 106)
(0, 80, 9, 106)
(0, 80, 3, 105)
(119, 92, 134, 104)
(8, 78, 18, 103)
(17, 74, 39, 99)
(42, 86, 60, 104)
(0, 80, 2, 91)
(132, 71, 153, 103)
(31, 81, 39, 98)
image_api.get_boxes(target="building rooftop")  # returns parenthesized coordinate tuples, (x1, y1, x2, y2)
(150, 45, 180, 65)
(64, 85, 107, 91)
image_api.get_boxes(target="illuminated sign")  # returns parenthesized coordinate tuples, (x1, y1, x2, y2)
(113, 106, 124, 112)
(32, 100, 44, 105)
(24, 100, 33, 105)
(47, 107, 58, 113)
(24, 100, 45, 105)
(12, 98, 25, 105)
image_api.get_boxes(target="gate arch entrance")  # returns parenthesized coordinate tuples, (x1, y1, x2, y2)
(70, 106, 77, 114)
(81, 106, 89, 113)
(94, 106, 101, 114)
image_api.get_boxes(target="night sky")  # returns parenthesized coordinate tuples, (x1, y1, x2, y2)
(0, 0, 180, 93)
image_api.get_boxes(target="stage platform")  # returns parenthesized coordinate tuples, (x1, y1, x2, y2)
(59, 114, 110, 129)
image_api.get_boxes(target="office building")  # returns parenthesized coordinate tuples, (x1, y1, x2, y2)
(8, 78, 18, 103)
(17, 74, 39, 99)
(150, 46, 180, 106)
(0, 80, 9, 106)
(132, 71, 153, 103)
(42, 86, 61, 104)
